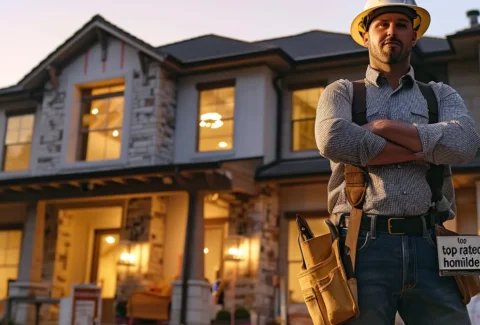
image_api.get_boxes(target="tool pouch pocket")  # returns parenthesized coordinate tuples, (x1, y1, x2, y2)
(435, 225, 480, 305)
(344, 165, 368, 208)
(296, 217, 359, 325)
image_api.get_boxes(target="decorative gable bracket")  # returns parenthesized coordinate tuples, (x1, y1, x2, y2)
(138, 52, 154, 86)
(96, 27, 109, 62)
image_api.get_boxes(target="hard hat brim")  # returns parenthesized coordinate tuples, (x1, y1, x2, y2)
(350, 4, 431, 47)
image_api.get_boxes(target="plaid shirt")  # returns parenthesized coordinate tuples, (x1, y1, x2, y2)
(315, 66, 480, 222)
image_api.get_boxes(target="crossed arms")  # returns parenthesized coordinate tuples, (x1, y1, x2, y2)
(315, 80, 480, 167)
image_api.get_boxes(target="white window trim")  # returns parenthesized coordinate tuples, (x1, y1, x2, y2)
(282, 91, 320, 160)
(59, 70, 133, 172)
(193, 85, 237, 158)
(0, 105, 41, 179)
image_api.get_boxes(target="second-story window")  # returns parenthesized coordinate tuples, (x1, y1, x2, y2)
(3, 113, 34, 172)
(78, 83, 125, 162)
(197, 80, 235, 152)
(291, 86, 324, 151)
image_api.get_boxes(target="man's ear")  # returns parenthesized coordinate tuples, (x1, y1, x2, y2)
(412, 30, 418, 46)
(363, 32, 369, 47)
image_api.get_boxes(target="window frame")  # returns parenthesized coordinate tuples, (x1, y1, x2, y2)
(76, 82, 125, 163)
(1, 110, 36, 173)
(195, 79, 236, 153)
(288, 81, 327, 153)
(0, 225, 24, 300)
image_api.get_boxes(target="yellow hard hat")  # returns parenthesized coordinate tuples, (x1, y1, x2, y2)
(350, 0, 431, 46)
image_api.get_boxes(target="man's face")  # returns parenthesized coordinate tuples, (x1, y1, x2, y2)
(363, 12, 417, 65)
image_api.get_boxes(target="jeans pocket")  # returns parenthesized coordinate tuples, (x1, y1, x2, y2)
(357, 232, 371, 252)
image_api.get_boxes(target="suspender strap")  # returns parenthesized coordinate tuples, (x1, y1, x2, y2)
(352, 81, 367, 126)
(416, 81, 438, 124)
(343, 80, 368, 277)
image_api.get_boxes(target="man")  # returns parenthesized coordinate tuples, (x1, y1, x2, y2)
(315, 0, 480, 324)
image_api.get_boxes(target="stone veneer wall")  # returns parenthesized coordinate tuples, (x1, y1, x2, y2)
(116, 195, 167, 301)
(225, 188, 280, 324)
(36, 85, 66, 173)
(128, 62, 176, 166)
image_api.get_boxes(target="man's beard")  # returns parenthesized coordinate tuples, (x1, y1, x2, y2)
(369, 40, 410, 64)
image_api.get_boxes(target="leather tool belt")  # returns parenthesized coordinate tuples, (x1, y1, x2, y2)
(340, 210, 446, 236)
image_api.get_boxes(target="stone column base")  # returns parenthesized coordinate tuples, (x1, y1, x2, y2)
(169, 279, 213, 325)
(7, 281, 51, 325)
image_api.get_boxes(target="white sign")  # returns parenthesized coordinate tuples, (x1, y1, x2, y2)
(437, 236, 480, 274)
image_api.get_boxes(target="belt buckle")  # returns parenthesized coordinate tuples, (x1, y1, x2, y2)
(387, 218, 405, 235)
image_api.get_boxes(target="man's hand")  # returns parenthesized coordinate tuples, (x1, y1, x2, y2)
(361, 120, 385, 134)
(361, 120, 423, 153)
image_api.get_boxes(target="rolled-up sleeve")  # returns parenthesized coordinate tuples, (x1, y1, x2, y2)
(414, 83, 480, 165)
(315, 80, 387, 166)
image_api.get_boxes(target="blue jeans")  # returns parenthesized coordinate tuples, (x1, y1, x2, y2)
(339, 216, 471, 325)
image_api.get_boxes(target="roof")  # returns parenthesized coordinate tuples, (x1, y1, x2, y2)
(156, 29, 455, 65)
(14, 14, 172, 90)
(254, 30, 367, 61)
(156, 34, 278, 63)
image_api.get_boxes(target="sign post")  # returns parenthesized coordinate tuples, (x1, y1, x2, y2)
(71, 284, 102, 325)
(436, 235, 480, 276)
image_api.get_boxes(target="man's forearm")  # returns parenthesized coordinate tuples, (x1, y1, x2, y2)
(367, 141, 420, 166)
(371, 120, 423, 153)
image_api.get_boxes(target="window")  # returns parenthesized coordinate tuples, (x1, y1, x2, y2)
(291, 87, 324, 151)
(3, 114, 34, 172)
(77, 83, 125, 162)
(0, 230, 22, 299)
(197, 82, 235, 152)
(288, 217, 328, 303)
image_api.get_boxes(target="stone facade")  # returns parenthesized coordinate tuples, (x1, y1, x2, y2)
(225, 188, 280, 324)
(128, 62, 176, 166)
(116, 195, 168, 301)
(36, 85, 66, 173)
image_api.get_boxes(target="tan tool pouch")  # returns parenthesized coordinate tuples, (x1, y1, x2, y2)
(296, 216, 360, 325)
(434, 225, 480, 305)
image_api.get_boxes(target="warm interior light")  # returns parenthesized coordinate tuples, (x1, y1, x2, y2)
(105, 236, 116, 244)
(120, 252, 135, 264)
(200, 112, 223, 129)
(228, 247, 244, 259)
(204, 248, 209, 254)
(218, 141, 228, 148)
(91, 108, 99, 115)
(112, 130, 119, 137)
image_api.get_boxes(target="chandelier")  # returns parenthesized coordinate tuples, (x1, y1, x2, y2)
(199, 112, 223, 129)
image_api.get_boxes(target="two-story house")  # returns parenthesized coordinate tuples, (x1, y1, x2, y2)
(0, 8, 479, 325)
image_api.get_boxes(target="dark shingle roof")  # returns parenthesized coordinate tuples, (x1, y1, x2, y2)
(157, 30, 454, 64)
(254, 30, 367, 61)
(156, 34, 278, 63)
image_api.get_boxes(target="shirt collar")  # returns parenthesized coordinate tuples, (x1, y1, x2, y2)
(365, 65, 416, 88)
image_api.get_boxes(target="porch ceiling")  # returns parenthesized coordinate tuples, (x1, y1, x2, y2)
(0, 162, 233, 202)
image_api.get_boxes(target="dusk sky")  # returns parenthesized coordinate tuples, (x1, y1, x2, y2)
(0, 0, 478, 88)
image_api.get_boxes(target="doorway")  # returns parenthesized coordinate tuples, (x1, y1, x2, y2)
(204, 224, 225, 285)
(90, 229, 120, 298)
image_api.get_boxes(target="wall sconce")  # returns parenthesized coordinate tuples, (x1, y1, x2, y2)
(118, 251, 136, 266)
(224, 235, 247, 262)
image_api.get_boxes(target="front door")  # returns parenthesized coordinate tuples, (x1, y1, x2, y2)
(204, 224, 225, 284)
(90, 229, 120, 298)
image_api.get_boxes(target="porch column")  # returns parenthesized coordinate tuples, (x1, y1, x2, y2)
(18, 201, 45, 281)
(12, 202, 49, 325)
(171, 190, 211, 325)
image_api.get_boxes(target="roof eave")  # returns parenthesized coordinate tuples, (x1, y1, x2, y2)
(18, 19, 168, 90)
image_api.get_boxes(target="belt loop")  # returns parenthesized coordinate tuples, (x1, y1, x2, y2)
(420, 215, 428, 238)
(370, 215, 377, 239)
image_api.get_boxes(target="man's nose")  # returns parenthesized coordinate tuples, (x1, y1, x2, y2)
(387, 23, 396, 36)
